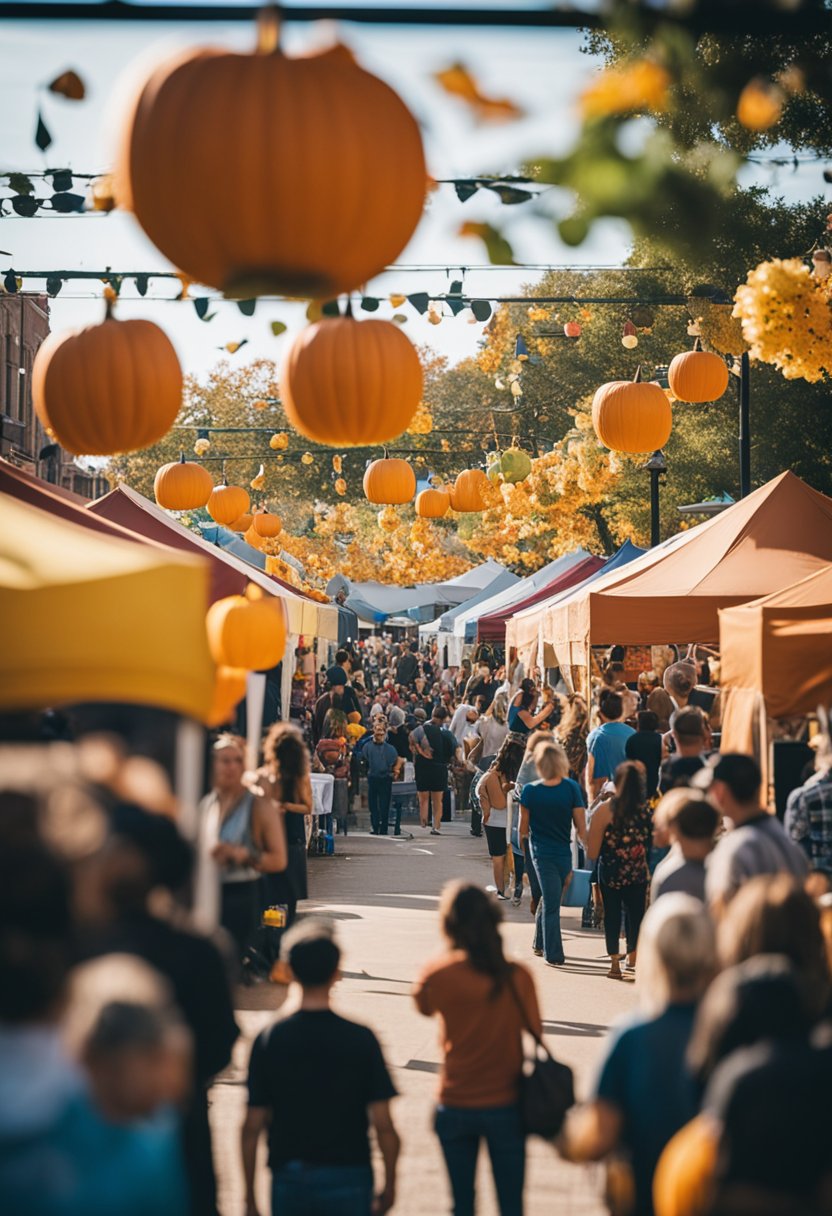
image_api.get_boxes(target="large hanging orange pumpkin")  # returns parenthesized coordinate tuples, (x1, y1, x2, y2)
(667, 340, 729, 403)
(416, 487, 450, 518)
(154, 454, 214, 510)
(281, 316, 423, 445)
(591, 368, 672, 453)
(363, 458, 416, 505)
(450, 468, 489, 513)
(32, 302, 182, 456)
(207, 481, 250, 526)
(206, 584, 287, 671)
(252, 509, 282, 538)
(115, 29, 426, 298)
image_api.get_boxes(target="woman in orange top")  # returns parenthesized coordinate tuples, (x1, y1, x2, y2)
(413, 881, 543, 1216)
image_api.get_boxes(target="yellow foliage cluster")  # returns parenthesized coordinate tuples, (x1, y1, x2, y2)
(580, 59, 671, 119)
(694, 302, 746, 357)
(733, 258, 832, 383)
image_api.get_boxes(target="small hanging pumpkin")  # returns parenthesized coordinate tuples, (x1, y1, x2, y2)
(269, 432, 289, 450)
(282, 315, 423, 445)
(667, 339, 729, 403)
(229, 512, 253, 533)
(563, 321, 582, 339)
(334, 477, 347, 496)
(206, 584, 287, 671)
(252, 509, 282, 538)
(206, 666, 248, 727)
(450, 468, 489, 513)
(32, 297, 182, 456)
(500, 447, 532, 485)
(363, 457, 416, 505)
(115, 25, 426, 298)
(415, 487, 450, 518)
(207, 480, 250, 525)
(154, 453, 214, 510)
(591, 367, 672, 454)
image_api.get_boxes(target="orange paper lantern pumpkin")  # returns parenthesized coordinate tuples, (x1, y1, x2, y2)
(252, 510, 282, 538)
(206, 666, 248, 727)
(281, 316, 423, 445)
(207, 482, 250, 525)
(591, 368, 672, 453)
(363, 458, 416, 505)
(115, 33, 426, 298)
(416, 488, 450, 518)
(206, 584, 287, 671)
(667, 340, 729, 403)
(154, 454, 214, 510)
(450, 468, 489, 513)
(32, 303, 182, 456)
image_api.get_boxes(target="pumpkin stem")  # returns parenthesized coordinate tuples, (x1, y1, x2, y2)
(256, 3, 281, 53)
(693, 336, 703, 352)
(633, 365, 643, 383)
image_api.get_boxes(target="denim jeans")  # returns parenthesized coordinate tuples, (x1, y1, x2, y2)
(272, 1162, 373, 1216)
(529, 841, 572, 964)
(434, 1104, 525, 1216)
(368, 776, 393, 835)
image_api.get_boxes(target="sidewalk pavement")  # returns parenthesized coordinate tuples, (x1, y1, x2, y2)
(210, 822, 637, 1216)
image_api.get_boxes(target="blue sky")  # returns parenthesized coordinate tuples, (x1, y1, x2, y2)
(1, 13, 828, 380)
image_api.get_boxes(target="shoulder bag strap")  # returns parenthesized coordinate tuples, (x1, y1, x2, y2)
(506, 966, 551, 1058)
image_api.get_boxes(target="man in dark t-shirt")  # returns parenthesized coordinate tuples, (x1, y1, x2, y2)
(242, 921, 399, 1216)
(395, 642, 420, 689)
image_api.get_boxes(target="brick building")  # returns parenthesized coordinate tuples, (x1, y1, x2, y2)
(0, 293, 108, 499)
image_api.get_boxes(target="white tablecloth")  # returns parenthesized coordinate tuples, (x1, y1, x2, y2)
(310, 772, 334, 818)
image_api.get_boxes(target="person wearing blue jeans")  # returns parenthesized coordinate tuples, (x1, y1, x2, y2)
(365, 716, 403, 835)
(434, 1105, 526, 1216)
(519, 739, 587, 967)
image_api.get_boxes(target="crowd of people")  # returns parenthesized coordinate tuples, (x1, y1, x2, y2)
(2, 631, 832, 1216)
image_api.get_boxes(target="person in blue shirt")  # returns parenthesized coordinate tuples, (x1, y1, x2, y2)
(519, 740, 587, 965)
(560, 894, 717, 1216)
(365, 715, 404, 836)
(585, 690, 636, 802)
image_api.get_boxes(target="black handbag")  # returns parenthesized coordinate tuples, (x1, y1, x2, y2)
(508, 971, 575, 1138)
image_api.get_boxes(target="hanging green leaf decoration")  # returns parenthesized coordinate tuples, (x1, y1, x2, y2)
(360, 296, 380, 311)
(484, 184, 533, 205)
(3, 270, 18, 294)
(46, 276, 63, 297)
(446, 296, 467, 316)
(237, 298, 256, 316)
(7, 173, 34, 195)
(448, 280, 464, 296)
(270, 320, 287, 336)
(194, 297, 211, 319)
(134, 274, 149, 297)
(407, 292, 430, 314)
(11, 195, 39, 217)
(35, 110, 52, 151)
(454, 180, 480, 203)
(458, 221, 515, 266)
(558, 215, 590, 247)
(471, 299, 492, 322)
(49, 192, 85, 213)
(321, 299, 341, 318)
(48, 70, 86, 101)
(51, 169, 73, 192)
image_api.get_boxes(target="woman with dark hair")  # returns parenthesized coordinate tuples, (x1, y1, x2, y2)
(478, 737, 526, 900)
(260, 723, 313, 928)
(507, 678, 556, 737)
(413, 881, 542, 1216)
(588, 761, 652, 979)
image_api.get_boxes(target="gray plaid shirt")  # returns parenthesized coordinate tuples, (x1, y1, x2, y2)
(785, 769, 832, 875)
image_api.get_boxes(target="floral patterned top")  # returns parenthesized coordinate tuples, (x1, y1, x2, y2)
(599, 804, 652, 889)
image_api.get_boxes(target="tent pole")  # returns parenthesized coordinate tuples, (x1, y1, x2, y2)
(738, 352, 751, 498)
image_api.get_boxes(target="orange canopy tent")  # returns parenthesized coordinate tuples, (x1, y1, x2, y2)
(538, 472, 832, 672)
(719, 563, 832, 755)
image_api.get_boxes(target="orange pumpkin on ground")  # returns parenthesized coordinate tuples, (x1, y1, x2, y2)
(154, 454, 213, 510)
(363, 458, 416, 505)
(591, 367, 672, 453)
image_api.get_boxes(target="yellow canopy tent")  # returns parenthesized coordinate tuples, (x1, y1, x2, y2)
(0, 491, 214, 721)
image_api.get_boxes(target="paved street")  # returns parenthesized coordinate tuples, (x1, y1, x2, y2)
(210, 823, 637, 1216)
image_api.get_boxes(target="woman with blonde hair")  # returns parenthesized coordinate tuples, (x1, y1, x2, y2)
(555, 693, 589, 784)
(519, 740, 587, 966)
(260, 722, 313, 928)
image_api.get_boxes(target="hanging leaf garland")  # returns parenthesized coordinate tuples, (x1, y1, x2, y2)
(48, 70, 86, 101)
(34, 111, 53, 152)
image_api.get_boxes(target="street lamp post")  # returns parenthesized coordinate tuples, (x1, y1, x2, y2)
(643, 449, 667, 547)
(737, 351, 751, 499)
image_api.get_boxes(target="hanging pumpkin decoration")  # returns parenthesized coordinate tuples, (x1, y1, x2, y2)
(332, 454, 343, 474)
(269, 432, 289, 450)
(377, 505, 401, 532)
(154, 453, 214, 510)
(363, 457, 416, 505)
(250, 464, 266, 490)
(500, 447, 532, 485)
(115, 21, 426, 298)
(736, 77, 783, 131)
(667, 338, 729, 403)
(281, 315, 423, 445)
(301, 452, 314, 466)
(621, 320, 639, 350)
(229, 512, 253, 533)
(563, 321, 582, 339)
(415, 487, 450, 518)
(334, 477, 347, 496)
(194, 437, 211, 456)
(591, 367, 672, 453)
(32, 297, 182, 456)
(206, 583, 287, 671)
(206, 666, 248, 728)
(450, 468, 489, 513)
(207, 480, 250, 525)
(252, 509, 282, 538)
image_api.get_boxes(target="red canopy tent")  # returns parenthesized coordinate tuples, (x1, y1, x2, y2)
(477, 555, 605, 643)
